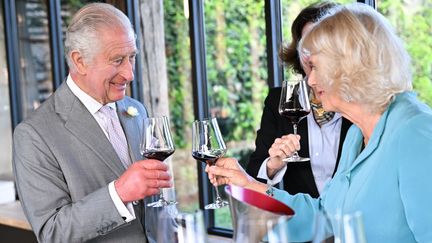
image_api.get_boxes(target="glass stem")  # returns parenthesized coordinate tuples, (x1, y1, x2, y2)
(293, 123, 298, 135)
(292, 123, 300, 158)
(213, 179, 222, 201)
(159, 190, 165, 201)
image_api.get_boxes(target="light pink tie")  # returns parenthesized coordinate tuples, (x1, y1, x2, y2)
(99, 105, 131, 168)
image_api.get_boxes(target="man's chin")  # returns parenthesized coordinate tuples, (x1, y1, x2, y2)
(109, 93, 126, 103)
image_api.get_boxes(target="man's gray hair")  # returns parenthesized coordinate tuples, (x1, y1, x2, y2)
(64, 3, 135, 70)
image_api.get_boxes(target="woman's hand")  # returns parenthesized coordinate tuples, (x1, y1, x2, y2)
(266, 134, 301, 177)
(206, 157, 267, 194)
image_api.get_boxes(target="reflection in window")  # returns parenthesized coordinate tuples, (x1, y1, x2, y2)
(204, 0, 268, 229)
(0, 2, 13, 178)
(16, 0, 53, 118)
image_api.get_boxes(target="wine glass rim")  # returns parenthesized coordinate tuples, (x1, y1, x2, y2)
(283, 79, 303, 84)
(144, 115, 169, 119)
(193, 117, 218, 122)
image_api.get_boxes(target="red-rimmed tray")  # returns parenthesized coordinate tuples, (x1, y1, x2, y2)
(225, 184, 295, 216)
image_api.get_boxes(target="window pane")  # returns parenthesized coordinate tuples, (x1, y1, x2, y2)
(204, 0, 268, 229)
(60, 1, 92, 30)
(0, 2, 13, 178)
(16, 0, 53, 118)
(164, 1, 198, 213)
(377, 0, 432, 106)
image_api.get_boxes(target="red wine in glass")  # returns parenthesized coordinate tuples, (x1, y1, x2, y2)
(192, 149, 225, 166)
(279, 107, 310, 124)
(278, 79, 311, 162)
(141, 116, 177, 207)
(143, 150, 175, 161)
(192, 118, 229, 210)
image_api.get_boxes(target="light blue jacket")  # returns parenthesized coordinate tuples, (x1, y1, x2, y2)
(274, 92, 432, 242)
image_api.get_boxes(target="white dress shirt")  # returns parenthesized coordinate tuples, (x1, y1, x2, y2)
(257, 112, 342, 194)
(66, 75, 135, 222)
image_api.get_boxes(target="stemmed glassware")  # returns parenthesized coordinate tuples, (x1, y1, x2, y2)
(157, 210, 208, 243)
(313, 210, 367, 243)
(191, 118, 229, 209)
(278, 78, 311, 162)
(338, 212, 367, 243)
(140, 116, 177, 207)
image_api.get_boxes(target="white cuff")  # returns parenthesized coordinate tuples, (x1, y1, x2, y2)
(108, 181, 136, 222)
(257, 158, 288, 185)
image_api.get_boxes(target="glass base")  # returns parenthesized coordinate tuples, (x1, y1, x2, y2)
(147, 198, 178, 208)
(204, 198, 229, 210)
(282, 155, 310, 163)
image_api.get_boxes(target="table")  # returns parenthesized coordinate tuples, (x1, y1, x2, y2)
(0, 201, 31, 230)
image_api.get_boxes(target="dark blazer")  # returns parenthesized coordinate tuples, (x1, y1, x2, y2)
(246, 87, 352, 198)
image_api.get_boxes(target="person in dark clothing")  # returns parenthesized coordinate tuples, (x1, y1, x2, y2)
(246, 2, 351, 198)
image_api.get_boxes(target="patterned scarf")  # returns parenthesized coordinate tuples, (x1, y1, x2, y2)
(310, 91, 335, 126)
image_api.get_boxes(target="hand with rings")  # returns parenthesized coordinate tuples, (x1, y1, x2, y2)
(114, 159, 172, 203)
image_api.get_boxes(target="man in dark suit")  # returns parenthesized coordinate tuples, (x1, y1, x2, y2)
(13, 3, 172, 242)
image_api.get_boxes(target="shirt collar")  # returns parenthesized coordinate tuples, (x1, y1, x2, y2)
(328, 112, 342, 124)
(66, 75, 116, 114)
(316, 111, 342, 127)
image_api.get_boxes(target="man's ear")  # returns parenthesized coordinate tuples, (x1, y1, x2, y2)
(70, 50, 87, 75)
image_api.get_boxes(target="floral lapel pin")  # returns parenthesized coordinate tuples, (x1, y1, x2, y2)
(125, 106, 139, 117)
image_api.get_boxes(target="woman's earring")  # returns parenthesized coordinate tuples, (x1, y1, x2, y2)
(345, 94, 353, 103)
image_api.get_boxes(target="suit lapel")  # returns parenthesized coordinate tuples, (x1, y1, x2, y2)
(56, 84, 125, 176)
(116, 99, 142, 163)
(297, 117, 310, 158)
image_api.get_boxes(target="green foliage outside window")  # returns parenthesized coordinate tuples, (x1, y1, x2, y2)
(378, 0, 432, 106)
(164, 0, 268, 150)
(164, 1, 194, 148)
(204, 0, 268, 144)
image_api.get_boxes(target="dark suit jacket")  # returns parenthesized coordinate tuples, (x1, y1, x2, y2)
(246, 87, 352, 198)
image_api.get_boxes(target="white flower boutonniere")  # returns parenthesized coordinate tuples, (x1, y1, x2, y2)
(126, 106, 139, 117)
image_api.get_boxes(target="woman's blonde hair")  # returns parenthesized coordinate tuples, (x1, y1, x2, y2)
(299, 3, 412, 114)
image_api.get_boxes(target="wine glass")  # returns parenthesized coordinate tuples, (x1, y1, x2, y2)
(235, 216, 290, 243)
(278, 78, 311, 162)
(191, 118, 229, 209)
(339, 212, 367, 243)
(157, 209, 208, 243)
(140, 116, 177, 207)
(312, 209, 334, 243)
(313, 210, 367, 243)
